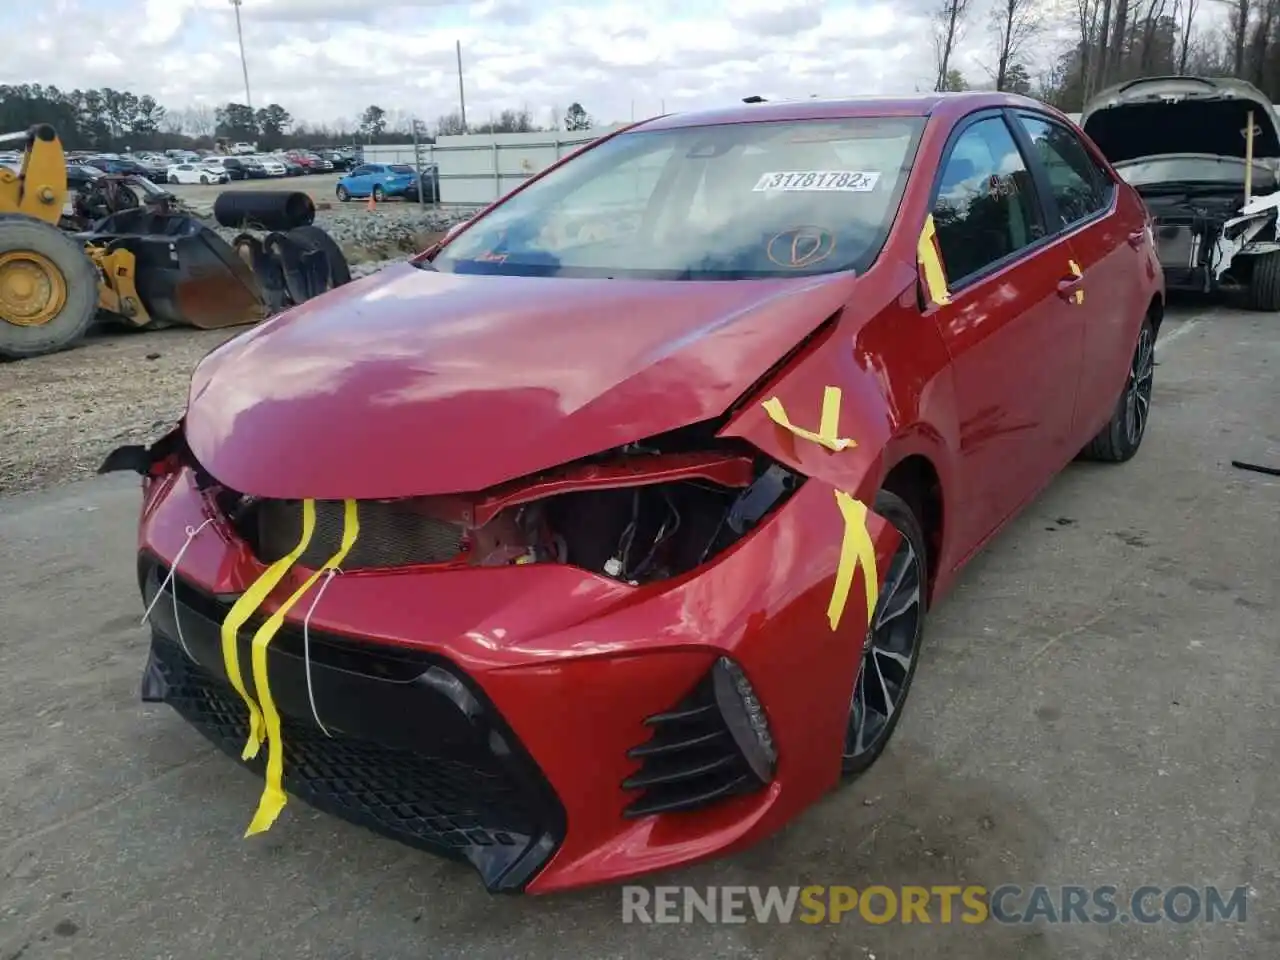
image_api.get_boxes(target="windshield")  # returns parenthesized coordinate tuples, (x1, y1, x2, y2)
(430, 117, 925, 280)
(1116, 154, 1278, 190)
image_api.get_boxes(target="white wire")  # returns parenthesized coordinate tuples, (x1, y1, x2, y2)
(140, 517, 214, 662)
(301, 567, 343, 737)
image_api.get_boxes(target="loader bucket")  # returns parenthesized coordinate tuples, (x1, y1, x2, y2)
(83, 210, 269, 329)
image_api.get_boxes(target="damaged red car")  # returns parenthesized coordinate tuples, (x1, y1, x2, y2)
(110, 91, 1163, 894)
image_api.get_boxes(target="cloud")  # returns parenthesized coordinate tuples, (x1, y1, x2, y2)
(0, 0, 1089, 130)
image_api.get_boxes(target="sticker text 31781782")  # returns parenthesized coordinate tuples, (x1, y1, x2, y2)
(753, 171, 880, 192)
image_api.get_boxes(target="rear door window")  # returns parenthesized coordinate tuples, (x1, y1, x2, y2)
(930, 115, 1045, 285)
(1015, 114, 1114, 227)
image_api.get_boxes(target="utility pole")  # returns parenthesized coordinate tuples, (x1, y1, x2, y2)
(456, 40, 467, 132)
(229, 0, 251, 109)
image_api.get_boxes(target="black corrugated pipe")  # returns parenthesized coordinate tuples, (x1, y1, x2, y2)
(212, 191, 316, 231)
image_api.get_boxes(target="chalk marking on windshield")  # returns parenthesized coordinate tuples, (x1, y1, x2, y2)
(753, 171, 881, 192)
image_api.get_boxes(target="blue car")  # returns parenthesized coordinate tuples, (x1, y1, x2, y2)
(335, 163, 420, 202)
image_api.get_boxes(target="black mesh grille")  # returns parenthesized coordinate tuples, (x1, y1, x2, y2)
(150, 637, 561, 885)
(622, 671, 765, 818)
(251, 498, 464, 569)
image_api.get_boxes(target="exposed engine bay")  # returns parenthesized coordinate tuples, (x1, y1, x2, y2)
(188, 423, 806, 585)
(1080, 76, 1280, 303)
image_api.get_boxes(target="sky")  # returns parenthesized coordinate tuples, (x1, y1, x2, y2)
(4, 0, 1084, 132)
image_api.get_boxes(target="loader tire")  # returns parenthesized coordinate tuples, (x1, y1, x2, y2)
(286, 225, 352, 286)
(0, 216, 99, 360)
(1246, 250, 1280, 311)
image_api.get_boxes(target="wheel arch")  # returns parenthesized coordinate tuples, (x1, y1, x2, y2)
(879, 452, 945, 603)
(1146, 291, 1164, 336)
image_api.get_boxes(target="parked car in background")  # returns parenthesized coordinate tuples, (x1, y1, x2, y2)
(199, 157, 247, 181)
(335, 162, 420, 201)
(166, 162, 229, 185)
(134, 153, 171, 178)
(88, 157, 156, 181)
(251, 156, 288, 177)
(269, 154, 306, 176)
(1081, 74, 1280, 309)
(238, 157, 269, 179)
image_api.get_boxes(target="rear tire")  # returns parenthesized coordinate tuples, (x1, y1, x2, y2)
(841, 489, 928, 780)
(0, 216, 100, 360)
(1246, 250, 1280, 310)
(1079, 315, 1155, 463)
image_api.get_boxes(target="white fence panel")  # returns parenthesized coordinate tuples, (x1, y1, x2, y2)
(363, 125, 627, 205)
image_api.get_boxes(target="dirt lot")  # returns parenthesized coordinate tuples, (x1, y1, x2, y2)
(1, 302, 1278, 960)
(0, 326, 236, 495)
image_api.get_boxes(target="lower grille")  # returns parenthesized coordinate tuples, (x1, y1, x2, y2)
(145, 624, 564, 891)
(250, 498, 464, 569)
(622, 669, 766, 818)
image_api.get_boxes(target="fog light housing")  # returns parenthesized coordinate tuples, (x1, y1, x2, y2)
(712, 656, 776, 782)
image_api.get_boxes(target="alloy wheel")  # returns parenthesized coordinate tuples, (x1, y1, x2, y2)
(1124, 324, 1155, 447)
(843, 534, 924, 760)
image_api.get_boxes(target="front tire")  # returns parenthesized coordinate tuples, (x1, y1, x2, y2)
(199, 175, 209, 185)
(1246, 250, 1280, 310)
(841, 489, 927, 779)
(372, 185, 385, 202)
(336, 185, 350, 202)
(1079, 316, 1155, 463)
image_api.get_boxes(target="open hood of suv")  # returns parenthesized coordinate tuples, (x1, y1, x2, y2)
(1081, 76, 1280, 164)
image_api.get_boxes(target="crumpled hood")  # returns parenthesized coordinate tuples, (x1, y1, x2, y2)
(185, 261, 862, 499)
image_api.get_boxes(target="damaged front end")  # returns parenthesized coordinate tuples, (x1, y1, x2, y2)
(109, 419, 806, 587)
(1081, 75, 1280, 298)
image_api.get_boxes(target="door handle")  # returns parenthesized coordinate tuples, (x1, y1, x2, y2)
(1058, 259, 1085, 304)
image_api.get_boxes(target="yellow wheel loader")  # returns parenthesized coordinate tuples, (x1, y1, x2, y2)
(0, 124, 348, 360)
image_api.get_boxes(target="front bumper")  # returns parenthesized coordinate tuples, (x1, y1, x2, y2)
(135, 463, 895, 892)
(139, 557, 564, 892)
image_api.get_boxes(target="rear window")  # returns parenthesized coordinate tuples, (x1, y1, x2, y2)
(388, 164, 416, 174)
(431, 117, 926, 280)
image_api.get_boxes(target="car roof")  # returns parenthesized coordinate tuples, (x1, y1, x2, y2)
(635, 91, 1051, 132)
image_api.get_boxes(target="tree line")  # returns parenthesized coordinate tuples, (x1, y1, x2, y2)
(0, 83, 596, 153)
(932, 0, 1280, 110)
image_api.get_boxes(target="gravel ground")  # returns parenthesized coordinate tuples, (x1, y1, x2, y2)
(0, 326, 238, 495)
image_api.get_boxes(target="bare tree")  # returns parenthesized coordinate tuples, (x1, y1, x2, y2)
(1177, 0, 1201, 71)
(177, 104, 215, 138)
(934, 0, 973, 91)
(991, 0, 1043, 89)
(1212, 0, 1254, 73)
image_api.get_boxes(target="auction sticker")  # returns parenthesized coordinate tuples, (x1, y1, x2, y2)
(753, 171, 880, 192)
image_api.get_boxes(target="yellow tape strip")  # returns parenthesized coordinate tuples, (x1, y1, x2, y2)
(219, 501, 317, 753)
(761, 385, 855, 452)
(827, 491, 879, 632)
(917, 213, 951, 306)
(244, 498, 359, 837)
(1068, 258, 1084, 304)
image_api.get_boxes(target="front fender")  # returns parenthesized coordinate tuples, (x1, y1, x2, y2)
(720, 295, 960, 509)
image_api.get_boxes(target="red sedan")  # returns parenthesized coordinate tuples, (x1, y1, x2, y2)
(107, 91, 1162, 894)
